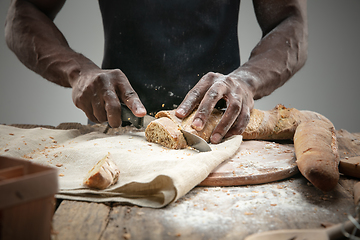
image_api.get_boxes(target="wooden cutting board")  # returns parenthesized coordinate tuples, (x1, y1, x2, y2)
(199, 140, 298, 186)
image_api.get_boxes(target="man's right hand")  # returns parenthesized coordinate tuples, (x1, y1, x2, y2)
(71, 68, 146, 128)
(5, 0, 146, 128)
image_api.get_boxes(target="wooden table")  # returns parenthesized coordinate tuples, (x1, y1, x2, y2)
(51, 129, 360, 240)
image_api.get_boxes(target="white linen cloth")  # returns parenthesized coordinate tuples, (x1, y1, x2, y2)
(0, 125, 242, 208)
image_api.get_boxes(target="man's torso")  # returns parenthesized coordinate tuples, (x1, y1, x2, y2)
(99, 0, 241, 115)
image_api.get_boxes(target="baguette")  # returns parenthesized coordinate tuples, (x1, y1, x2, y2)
(145, 108, 223, 149)
(339, 156, 360, 179)
(83, 153, 120, 190)
(293, 119, 340, 191)
(145, 104, 340, 191)
(146, 104, 332, 144)
(242, 104, 332, 140)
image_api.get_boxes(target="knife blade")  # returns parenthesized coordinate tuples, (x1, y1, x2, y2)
(180, 129, 212, 152)
(120, 104, 211, 152)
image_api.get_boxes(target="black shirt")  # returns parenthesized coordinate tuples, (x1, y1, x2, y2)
(99, 0, 241, 115)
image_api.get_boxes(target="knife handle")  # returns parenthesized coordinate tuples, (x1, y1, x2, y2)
(120, 103, 144, 129)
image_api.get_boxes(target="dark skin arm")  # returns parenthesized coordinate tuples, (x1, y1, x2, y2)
(175, 0, 308, 143)
(6, 0, 307, 143)
(5, 0, 146, 127)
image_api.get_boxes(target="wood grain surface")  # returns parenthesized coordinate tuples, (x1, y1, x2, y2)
(200, 140, 298, 186)
(51, 129, 360, 240)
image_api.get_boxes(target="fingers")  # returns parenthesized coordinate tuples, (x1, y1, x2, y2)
(223, 104, 251, 139)
(72, 69, 145, 128)
(210, 89, 254, 143)
(176, 73, 254, 144)
(72, 83, 99, 124)
(209, 95, 242, 144)
(192, 82, 227, 131)
(116, 86, 146, 118)
(103, 89, 122, 127)
(213, 95, 253, 143)
(91, 92, 107, 123)
(175, 72, 217, 119)
(108, 69, 146, 126)
(190, 75, 238, 132)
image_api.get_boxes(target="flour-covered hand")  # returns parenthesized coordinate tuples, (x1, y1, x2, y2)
(175, 72, 254, 144)
(71, 69, 146, 127)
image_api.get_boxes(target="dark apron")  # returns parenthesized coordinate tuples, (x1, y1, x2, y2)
(98, 0, 241, 116)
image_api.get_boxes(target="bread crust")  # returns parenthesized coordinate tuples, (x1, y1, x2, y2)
(83, 153, 120, 190)
(146, 104, 340, 191)
(145, 108, 224, 149)
(242, 104, 332, 140)
(145, 117, 187, 149)
(154, 108, 223, 142)
(294, 119, 339, 191)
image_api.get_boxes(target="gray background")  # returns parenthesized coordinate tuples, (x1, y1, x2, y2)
(1, 1, 359, 132)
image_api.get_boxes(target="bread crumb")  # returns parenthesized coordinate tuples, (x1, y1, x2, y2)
(265, 144, 273, 149)
(244, 212, 253, 215)
(123, 233, 131, 240)
(56, 164, 63, 167)
(59, 173, 64, 177)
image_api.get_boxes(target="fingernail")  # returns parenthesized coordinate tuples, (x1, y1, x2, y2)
(210, 133, 222, 144)
(135, 107, 146, 116)
(192, 118, 203, 130)
(176, 108, 186, 117)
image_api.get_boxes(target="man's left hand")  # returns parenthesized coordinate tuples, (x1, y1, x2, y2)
(175, 72, 254, 144)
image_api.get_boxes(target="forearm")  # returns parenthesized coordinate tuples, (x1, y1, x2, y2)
(230, 0, 308, 100)
(5, 0, 98, 88)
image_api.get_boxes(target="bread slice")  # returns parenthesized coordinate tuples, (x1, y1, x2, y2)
(145, 117, 187, 149)
(83, 153, 120, 190)
(145, 108, 223, 149)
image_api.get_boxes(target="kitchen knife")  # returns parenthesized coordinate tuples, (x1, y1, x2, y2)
(180, 129, 212, 152)
(120, 104, 211, 152)
(121, 103, 155, 129)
